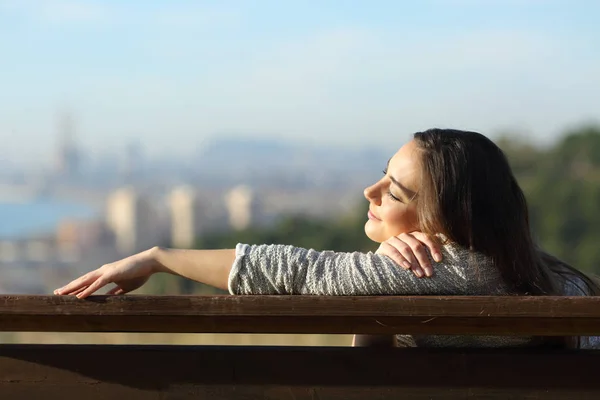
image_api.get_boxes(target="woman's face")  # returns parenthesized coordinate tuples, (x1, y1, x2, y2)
(364, 139, 421, 243)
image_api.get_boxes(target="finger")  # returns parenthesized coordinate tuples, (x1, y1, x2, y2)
(399, 233, 433, 277)
(379, 242, 412, 270)
(55, 281, 90, 296)
(387, 236, 425, 278)
(70, 286, 88, 296)
(55, 271, 100, 295)
(59, 283, 89, 296)
(410, 231, 443, 262)
(76, 277, 110, 299)
(106, 286, 125, 295)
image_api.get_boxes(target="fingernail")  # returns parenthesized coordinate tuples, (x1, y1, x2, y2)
(415, 270, 423, 278)
(433, 253, 442, 262)
(424, 268, 432, 277)
(402, 261, 412, 270)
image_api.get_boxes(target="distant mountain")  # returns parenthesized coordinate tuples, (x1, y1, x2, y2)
(197, 136, 388, 170)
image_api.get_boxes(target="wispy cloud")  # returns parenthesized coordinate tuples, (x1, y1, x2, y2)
(227, 27, 558, 106)
(232, 29, 374, 102)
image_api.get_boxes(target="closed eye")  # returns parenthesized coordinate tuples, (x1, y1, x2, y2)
(387, 190, 403, 203)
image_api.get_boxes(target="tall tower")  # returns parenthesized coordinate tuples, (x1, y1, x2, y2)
(120, 140, 145, 180)
(168, 186, 204, 248)
(54, 112, 79, 178)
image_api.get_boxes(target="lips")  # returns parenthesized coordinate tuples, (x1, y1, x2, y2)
(368, 209, 381, 221)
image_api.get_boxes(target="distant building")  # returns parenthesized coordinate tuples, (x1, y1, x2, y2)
(26, 240, 51, 263)
(105, 187, 157, 255)
(168, 186, 204, 248)
(0, 237, 61, 266)
(56, 219, 112, 249)
(54, 112, 80, 179)
(225, 185, 261, 231)
(0, 241, 18, 263)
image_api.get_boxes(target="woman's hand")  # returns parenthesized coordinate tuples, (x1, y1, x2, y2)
(376, 232, 442, 278)
(54, 247, 160, 299)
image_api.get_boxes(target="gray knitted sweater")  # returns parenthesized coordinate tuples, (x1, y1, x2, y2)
(228, 242, 599, 348)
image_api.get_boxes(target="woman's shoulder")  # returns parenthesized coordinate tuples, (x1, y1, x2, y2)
(437, 238, 510, 294)
(437, 238, 492, 269)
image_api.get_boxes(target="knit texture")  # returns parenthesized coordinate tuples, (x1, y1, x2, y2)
(228, 242, 598, 348)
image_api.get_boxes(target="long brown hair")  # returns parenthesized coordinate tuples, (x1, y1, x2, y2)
(413, 128, 600, 297)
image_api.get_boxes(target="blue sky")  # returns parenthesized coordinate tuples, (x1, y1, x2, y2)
(1, 0, 599, 164)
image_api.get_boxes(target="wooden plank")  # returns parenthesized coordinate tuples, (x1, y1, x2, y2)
(2, 295, 600, 335)
(1, 344, 599, 399)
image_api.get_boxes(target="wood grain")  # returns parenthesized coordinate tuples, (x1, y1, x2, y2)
(2, 295, 600, 335)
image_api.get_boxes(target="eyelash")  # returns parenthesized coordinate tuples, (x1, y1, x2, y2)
(382, 169, 402, 203)
(387, 191, 402, 202)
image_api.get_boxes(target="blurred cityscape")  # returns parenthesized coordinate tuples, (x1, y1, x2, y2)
(0, 112, 386, 294)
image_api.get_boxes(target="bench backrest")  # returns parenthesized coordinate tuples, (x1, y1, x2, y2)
(2, 295, 600, 399)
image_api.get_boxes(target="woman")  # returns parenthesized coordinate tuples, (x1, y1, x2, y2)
(54, 128, 599, 348)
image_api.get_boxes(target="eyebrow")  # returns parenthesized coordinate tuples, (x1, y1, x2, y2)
(389, 175, 417, 199)
(385, 159, 417, 200)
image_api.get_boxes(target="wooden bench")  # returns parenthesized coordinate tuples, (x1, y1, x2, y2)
(1, 295, 600, 399)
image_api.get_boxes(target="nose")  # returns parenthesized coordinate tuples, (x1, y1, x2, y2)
(364, 182, 382, 206)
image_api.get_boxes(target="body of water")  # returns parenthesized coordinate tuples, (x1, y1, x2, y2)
(0, 200, 98, 239)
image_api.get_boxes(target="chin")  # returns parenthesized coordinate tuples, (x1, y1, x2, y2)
(364, 224, 383, 243)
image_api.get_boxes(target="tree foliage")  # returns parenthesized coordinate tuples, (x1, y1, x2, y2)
(521, 125, 600, 274)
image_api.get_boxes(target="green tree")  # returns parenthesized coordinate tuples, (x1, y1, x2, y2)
(502, 125, 600, 274)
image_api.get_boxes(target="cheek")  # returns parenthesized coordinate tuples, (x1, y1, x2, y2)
(382, 204, 419, 235)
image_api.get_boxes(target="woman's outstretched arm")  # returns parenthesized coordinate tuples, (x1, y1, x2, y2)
(55, 247, 236, 298)
(56, 242, 463, 298)
(154, 248, 235, 290)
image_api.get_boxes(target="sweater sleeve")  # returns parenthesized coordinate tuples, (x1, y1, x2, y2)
(228, 243, 467, 295)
